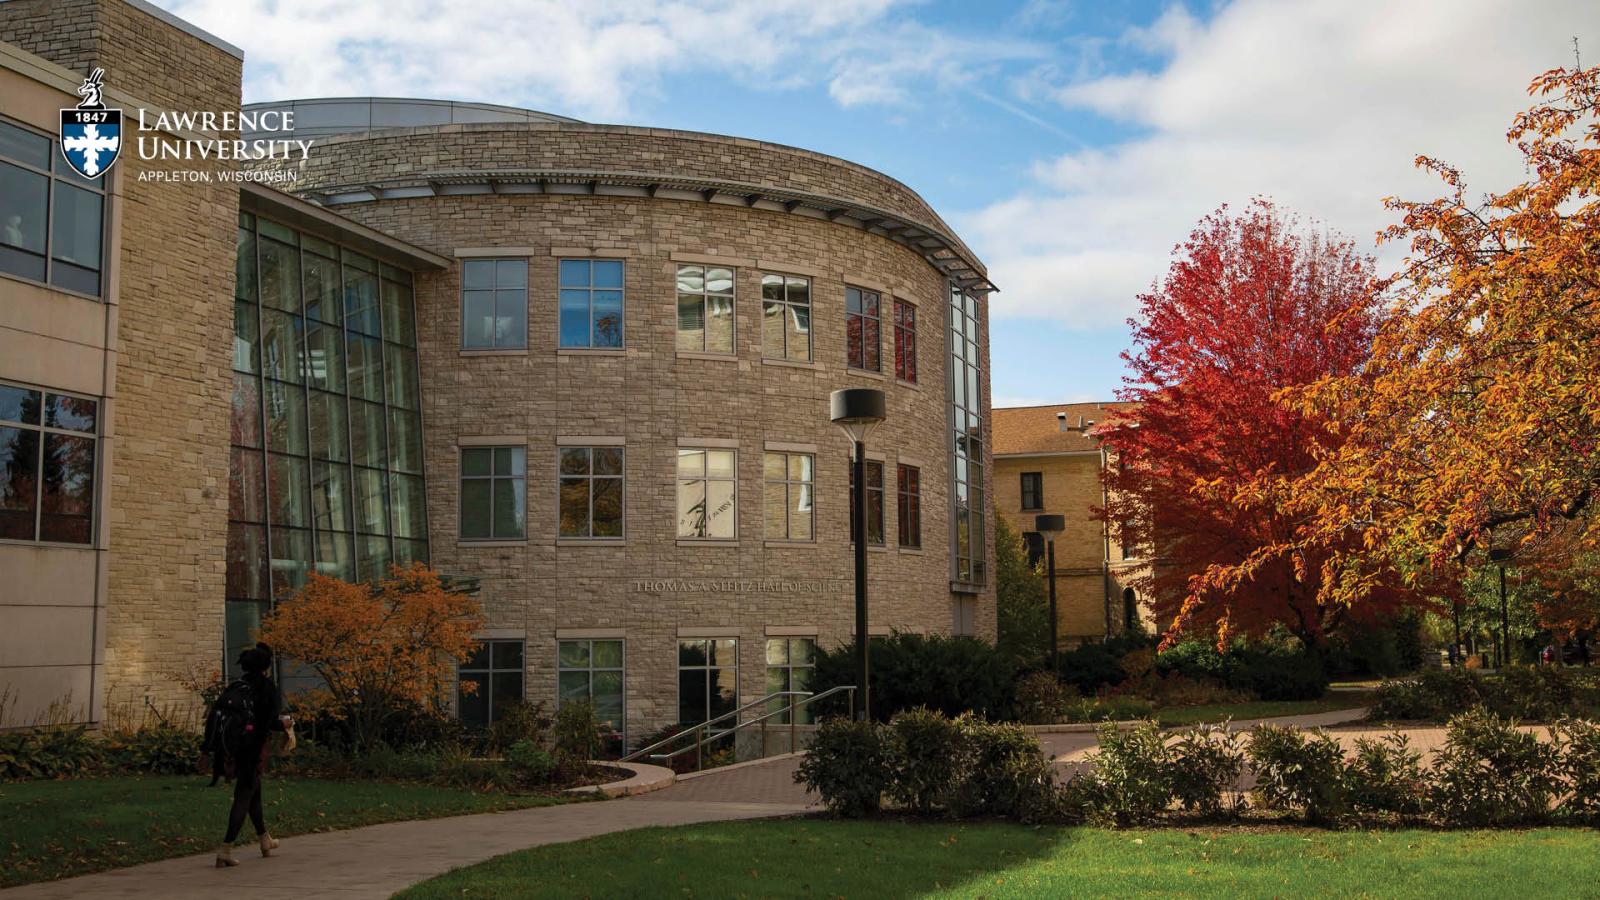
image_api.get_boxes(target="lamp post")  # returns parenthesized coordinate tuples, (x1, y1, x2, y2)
(1488, 548, 1513, 668)
(831, 388, 886, 721)
(1035, 514, 1065, 668)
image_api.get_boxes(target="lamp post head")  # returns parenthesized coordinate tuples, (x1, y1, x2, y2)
(1487, 548, 1513, 563)
(830, 388, 886, 444)
(1035, 514, 1065, 539)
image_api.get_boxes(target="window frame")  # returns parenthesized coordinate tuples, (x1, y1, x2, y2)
(896, 463, 921, 549)
(675, 263, 736, 355)
(765, 637, 816, 725)
(557, 445, 626, 540)
(677, 637, 739, 727)
(0, 114, 109, 299)
(762, 450, 814, 542)
(676, 447, 738, 541)
(456, 638, 525, 729)
(845, 285, 881, 372)
(557, 638, 626, 741)
(459, 445, 527, 541)
(459, 257, 528, 350)
(760, 273, 812, 362)
(0, 379, 100, 546)
(849, 457, 886, 547)
(893, 299, 917, 383)
(558, 257, 626, 349)
(1020, 471, 1043, 511)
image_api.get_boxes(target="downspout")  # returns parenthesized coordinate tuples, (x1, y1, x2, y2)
(1100, 445, 1112, 639)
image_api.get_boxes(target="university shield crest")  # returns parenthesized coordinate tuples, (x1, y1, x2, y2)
(60, 68, 122, 179)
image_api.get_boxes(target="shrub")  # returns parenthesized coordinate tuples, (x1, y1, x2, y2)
(1013, 672, 1075, 725)
(1231, 647, 1327, 701)
(1247, 724, 1349, 824)
(794, 717, 895, 818)
(948, 716, 1054, 821)
(104, 726, 200, 775)
(1554, 718, 1600, 823)
(1346, 732, 1425, 816)
(1427, 709, 1559, 826)
(1078, 721, 1172, 826)
(505, 739, 557, 783)
(1063, 696, 1154, 723)
(0, 726, 104, 781)
(1166, 723, 1245, 817)
(1055, 638, 1134, 693)
(813, 632, 1015, 721)
(552, 699, 602, 762)
(887, 707, 968, 813)
(488, 701, 552, 753)
(1155, 641, 1234, 683)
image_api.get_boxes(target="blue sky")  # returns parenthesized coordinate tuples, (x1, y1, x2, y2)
(161, 0, 1600, 405)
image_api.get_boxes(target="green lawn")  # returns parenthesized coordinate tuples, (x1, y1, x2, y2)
(399, 819, 1600, 899)
(0, 775, 575, 887)
(1155, 693, 1374, 727)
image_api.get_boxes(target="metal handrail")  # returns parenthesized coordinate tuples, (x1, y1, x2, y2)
(621, 685, 856, 771)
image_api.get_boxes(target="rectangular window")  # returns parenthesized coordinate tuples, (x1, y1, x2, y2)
(677, 448, 737, 540)
(897, 464, 921, 549)
(460, 258, 527, 350)
(765, 637, 816, 725)
(845, 286, 881, 371)
(676, 264, 735, 354)
(0, 381, 98, 544)
(949, 284, 986, 585)
(559, 258, 624, 349)
(0, 117, 106, 296)
(894, 300, 917, 383)
(760, 273, 811, 362)
(849, 458, 885, 546)
(1020, 472, 1043, 511)
(458, 639, 524, 728)
(762, 451, 813, 541)
(460, 446, 526, 540)
(1023, 531, 1045, 568)
(558, 446, 624, 539)
(678, 638, 737, 726)
(558, 639, 625, 746)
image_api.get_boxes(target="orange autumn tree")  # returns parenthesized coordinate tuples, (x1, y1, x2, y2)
(259, 563, 482, 748)
(1230, 64, 1600, 622)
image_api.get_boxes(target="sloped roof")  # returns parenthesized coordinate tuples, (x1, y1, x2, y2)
(992, 402, 1135, 455)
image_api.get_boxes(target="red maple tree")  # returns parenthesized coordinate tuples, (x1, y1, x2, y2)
(1099, 199, 1421, 649)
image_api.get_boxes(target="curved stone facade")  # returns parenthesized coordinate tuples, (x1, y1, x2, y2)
(268, 119, 995, 741)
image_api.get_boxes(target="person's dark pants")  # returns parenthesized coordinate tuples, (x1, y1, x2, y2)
(223, 750, 266, 843)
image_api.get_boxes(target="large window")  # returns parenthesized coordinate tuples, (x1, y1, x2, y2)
(0, 381, 97, 543)
(558, 446, 624, 539)
(677, 448, 736, 540)
(460, 446, 526, 540)
(229, 212, 427, 664)
(558, 639, 624, 746)
(762, 451, 813, 541)
(0, 117, 106, 296)
(949, 283, 986, 585)
(897, 464, 921, 549)
(678, 638, 737, 726)
(894, 300, 917, 383)
(1020, 472, 1043, 511)
(845, 286, 881, 371)
(558, 259, 624, 348)
(765, 637, 815, 725)
(460, 258, 527, 350)
(760, 274, 811, 362)
(676, 264, 734, 354)
(849, 458, 885, 546)
(458, 640, 524, 729)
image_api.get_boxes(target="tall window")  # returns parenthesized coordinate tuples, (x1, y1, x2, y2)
(897, 464, 921, 549)
(678, 638, 737, 725)
(559, 259, 624, 348)
(677, 448, 737, 540)
(558, 446, 624, 538)
(765, 638, 815, 725)
(849, 458, 885, 546)
(460, 446, 526, 540)
(760, 274, 811, 362)
(676, 264, 734, 354)
(558, 639, 624, 746)
(845, 286, 880, 371)
(1020, 472, 1043, 511)
(762, 451, 813, 541)
(0, 117, 106, 296)
(893, 300, 917, 383)
(1023, 531, 1044, 568)
(948, 284, 986, 585)
(458, 639, 524, 728)
(0, 381, 97, 543)
(460, 258, 527, 349)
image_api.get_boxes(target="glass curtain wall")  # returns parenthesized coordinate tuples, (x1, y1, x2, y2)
(948, 283, 985, 586)
(227, 211, 428, 670)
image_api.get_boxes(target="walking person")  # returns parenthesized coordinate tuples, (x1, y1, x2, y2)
(203, 642, 293, 868)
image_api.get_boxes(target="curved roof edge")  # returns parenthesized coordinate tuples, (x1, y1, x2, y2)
(241, 97, 583, 141)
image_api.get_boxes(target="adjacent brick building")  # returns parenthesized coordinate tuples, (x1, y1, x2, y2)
(0, 1, 997, 744)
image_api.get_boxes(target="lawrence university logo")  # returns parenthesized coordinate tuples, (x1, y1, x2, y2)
(60, 68, 121, 179)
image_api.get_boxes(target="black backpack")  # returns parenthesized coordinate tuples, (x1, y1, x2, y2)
(202, 679, 257, 782)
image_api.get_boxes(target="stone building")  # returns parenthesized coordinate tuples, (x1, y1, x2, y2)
(992, 402, 1149, 646)
(0, 0, 996, 744)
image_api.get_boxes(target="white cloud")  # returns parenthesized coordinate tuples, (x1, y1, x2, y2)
(968, 0, 1600, 328)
